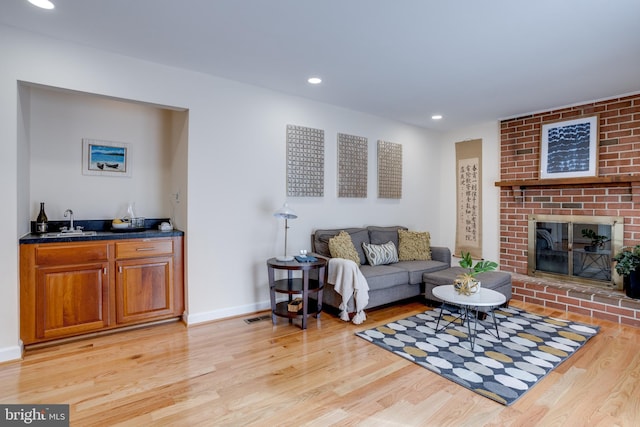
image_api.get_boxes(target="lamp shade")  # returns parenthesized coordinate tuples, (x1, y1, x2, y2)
(273, 203, 297, 219)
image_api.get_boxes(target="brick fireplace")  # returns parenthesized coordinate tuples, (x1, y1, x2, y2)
(497, 93, 640, 326)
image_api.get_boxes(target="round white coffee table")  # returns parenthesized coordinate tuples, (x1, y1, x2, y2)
(432, 285, 506, 349)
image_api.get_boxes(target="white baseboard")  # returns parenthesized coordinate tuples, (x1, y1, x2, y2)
(185, 300, 272, 325)
(0, 344, 23, 363)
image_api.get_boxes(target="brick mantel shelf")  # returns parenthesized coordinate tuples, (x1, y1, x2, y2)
(495, 175, 640, 204)
(495, 175, 640, 188)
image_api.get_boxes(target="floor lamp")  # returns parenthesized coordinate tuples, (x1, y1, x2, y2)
(274, 203, 297, 261)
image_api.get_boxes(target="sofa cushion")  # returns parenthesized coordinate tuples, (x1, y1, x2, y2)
(362, 241, 398, 266)
(394, 260, 449, 284)
(313, 228, 369, 264)
(359, 264, 409, 290)
(328, 231, 360, 264)
(423, 267, 469, 287)
(423, 267, 511, 292)
(398, 230, 432, 261)
(368, 225, 407, 247)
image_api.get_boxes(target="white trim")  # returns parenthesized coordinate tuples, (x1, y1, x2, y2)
(185, 300, 273, 325)
(0, 344, 23, 363)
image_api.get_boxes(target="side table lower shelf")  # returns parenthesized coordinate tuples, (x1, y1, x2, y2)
(271, 278, 322, 327)
(273, 299, 320, 319)
(267, 256, 327, 330)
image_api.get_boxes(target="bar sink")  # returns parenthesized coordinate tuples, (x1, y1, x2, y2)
(42, 231, 97, 238)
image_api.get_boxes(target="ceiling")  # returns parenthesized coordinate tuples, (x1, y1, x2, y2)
(2, 0, 640, 131)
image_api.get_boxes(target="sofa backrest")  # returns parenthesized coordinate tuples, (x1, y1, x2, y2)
(367, 225, 408, 248)
(312, 226, 453, 267)
(312, 225, 410, 265)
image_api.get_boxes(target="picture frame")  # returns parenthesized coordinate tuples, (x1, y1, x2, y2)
(540, 115, 599, 179)
(82, 138, 132, 177)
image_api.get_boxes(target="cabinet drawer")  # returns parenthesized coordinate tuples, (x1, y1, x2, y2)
(116, 239, 174, 259)
(35, 242, 109, 265)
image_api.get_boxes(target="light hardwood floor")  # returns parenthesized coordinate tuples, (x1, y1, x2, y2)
(1, 300, 639, 426)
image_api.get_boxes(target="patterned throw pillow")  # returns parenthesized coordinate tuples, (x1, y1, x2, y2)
(328, 231, 361, 264)
(398, 230, 432, 261)
(362, 241, 398, 266)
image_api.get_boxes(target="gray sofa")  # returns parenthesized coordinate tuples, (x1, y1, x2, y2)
(310, 226, 451, 312)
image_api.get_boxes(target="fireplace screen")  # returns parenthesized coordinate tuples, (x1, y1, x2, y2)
(528, 215, 623, 288)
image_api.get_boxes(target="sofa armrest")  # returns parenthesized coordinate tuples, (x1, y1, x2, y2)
(430, 246, 451, 267)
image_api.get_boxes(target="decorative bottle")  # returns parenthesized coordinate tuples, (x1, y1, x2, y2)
(124, 202, 136, 220)
(36, 202, 48, 234)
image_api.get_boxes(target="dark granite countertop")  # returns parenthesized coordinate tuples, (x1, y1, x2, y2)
(20, 218, 184, 244)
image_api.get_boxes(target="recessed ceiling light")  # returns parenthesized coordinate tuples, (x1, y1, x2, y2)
(28, 0, 55, 9)
(431, 115, 443, 120)
(307, 77, 322, 85)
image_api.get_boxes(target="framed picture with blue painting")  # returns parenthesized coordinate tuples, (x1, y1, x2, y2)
(539, 115, 599, 179)
(82, 138, 132, 177)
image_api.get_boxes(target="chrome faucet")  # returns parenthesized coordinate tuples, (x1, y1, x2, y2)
(64, 209, 74, 231)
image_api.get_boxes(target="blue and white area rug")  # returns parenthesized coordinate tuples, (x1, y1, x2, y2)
(355, 306, 599, 405)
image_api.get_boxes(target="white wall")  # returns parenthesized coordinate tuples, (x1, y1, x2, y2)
(183, 81, 443, 322)
(27, 85, 184, 223)
(0, 25, 446, 360)
(439, 122, 502, 264)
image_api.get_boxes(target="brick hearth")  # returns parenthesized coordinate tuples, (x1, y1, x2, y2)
(511, 273, 640, 327)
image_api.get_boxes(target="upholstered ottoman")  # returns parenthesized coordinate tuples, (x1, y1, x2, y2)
(423, 267, 512, 312)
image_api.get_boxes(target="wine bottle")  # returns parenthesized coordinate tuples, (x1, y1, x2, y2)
(36, 202, 48, 234)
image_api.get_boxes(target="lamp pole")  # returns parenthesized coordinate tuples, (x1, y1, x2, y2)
(274, 202, 297, 261)
(283, 218, 289, 260)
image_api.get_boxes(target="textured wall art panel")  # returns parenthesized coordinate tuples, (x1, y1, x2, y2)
(337, 133, 368, 198)
(377, 140, 402, 199)
(286, 124, 324, 197)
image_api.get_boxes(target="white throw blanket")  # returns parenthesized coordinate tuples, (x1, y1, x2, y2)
(328, 258, 370, 324)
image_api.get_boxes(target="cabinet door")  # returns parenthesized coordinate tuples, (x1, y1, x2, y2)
(116, 256, 174, 324)
(35, 262, 110, 339)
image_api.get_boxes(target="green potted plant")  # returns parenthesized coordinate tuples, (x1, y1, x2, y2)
(581, 229, 609, 252)
(613, 244, 640, 298)
(454, 252, 498, 295)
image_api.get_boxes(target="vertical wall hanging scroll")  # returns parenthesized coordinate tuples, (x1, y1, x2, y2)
(377, 140, 402, 199)
(337, 133, 368, 198)
(455, 139, 483, 258)
(286, 124, 324, 197)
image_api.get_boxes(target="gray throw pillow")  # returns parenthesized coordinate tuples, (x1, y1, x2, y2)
(362, 241, 398, 266)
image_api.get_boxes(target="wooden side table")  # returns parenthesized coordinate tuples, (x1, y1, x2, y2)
(266, 256, 326, 329)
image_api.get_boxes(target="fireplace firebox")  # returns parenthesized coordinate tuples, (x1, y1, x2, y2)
(527, 214, 624, 289)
